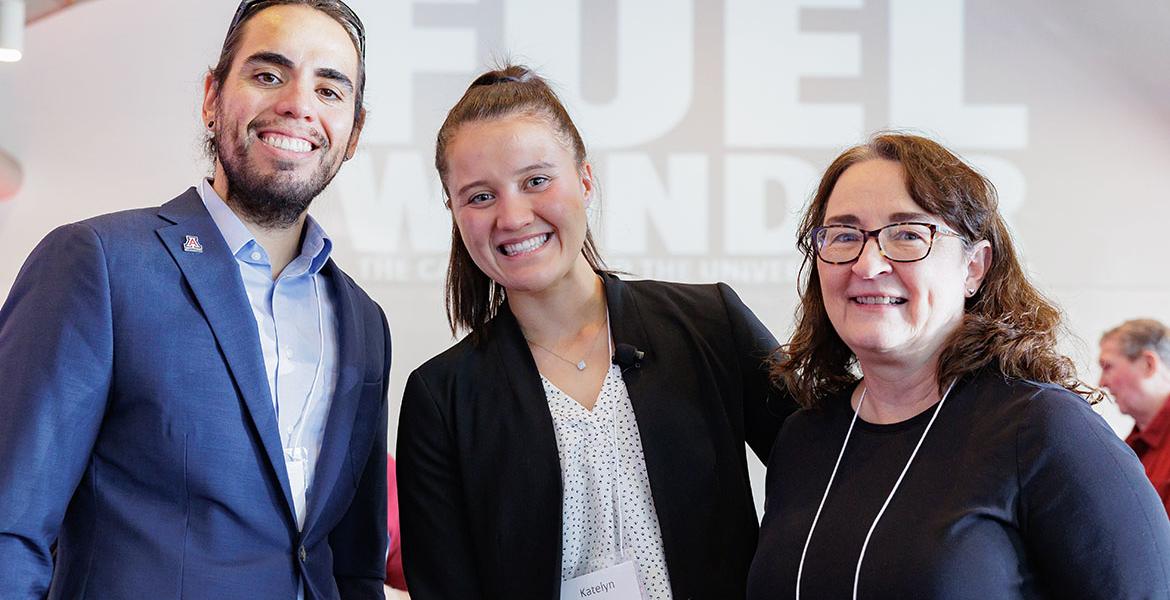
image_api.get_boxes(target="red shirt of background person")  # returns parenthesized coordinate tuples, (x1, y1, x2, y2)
(1100, 319, 1170, 515)
(386, 456, 407, 591)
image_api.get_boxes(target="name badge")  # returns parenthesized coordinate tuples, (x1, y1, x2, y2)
(560, 560, 644, 600)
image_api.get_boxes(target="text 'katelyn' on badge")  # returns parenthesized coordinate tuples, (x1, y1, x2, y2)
(183, 235, 204, 253)
(560, 560, 644, 600)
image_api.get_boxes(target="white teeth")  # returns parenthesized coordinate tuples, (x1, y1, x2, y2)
(501, 234, 550, 256)
(261, 134, 312, 152)
(854, 296, 905, 305)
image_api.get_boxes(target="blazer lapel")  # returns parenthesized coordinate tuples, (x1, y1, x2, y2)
(301, 264, 365, 535)
(156, 189, 297, 524)
(603, 275, 709, 592)
(487, 307, 565, 592)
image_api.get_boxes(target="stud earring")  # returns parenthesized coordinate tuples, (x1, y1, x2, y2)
(207, 120, 215, 128)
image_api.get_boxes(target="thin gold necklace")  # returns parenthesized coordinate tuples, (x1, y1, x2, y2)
(525, 317, 608, 371)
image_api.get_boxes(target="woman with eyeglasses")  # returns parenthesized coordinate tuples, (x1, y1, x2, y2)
(396, 65, 793, 599)
(747, 133, 1170, 599)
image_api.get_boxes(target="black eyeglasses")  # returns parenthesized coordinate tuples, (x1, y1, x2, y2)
(228, 0, 366, 57)
(809, 222, 964, 264)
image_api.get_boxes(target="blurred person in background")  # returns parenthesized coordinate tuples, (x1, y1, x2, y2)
(1100, 318, 1170, 515)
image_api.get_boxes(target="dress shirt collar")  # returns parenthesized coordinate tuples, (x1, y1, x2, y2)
(1127, 394, 1170, 450)
(196, 179, 333, 274)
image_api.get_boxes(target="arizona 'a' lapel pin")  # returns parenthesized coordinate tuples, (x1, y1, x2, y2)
(182, 235, 204, 253)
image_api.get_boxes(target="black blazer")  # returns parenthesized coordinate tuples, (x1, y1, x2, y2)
(397, 275, 793, 599)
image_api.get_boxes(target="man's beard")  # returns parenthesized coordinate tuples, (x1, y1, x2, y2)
(217, 126, 341, 229)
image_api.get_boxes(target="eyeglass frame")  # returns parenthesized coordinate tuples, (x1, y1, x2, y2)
(808, 221, 966, 265)
(227, 0, 366, 58)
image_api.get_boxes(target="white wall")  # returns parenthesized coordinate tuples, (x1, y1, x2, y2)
(2, 0, 1169, 474)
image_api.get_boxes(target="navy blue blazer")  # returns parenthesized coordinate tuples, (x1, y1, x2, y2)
(397, 276, 794, 599)
(0, 189, 390, 599)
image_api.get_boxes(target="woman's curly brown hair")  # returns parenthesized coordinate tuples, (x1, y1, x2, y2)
(772, 132, 1099, 409)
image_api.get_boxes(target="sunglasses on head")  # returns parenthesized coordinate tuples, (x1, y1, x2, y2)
(227, 0, 366, 57)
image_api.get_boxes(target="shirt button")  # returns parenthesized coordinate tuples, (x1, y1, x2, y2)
(298, 545, 307, 562)
(251, 251, 262, 261)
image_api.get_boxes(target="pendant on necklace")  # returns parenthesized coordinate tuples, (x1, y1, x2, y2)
(576, 360, 587, 371)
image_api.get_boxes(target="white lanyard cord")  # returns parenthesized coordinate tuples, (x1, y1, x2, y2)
(851, 379, 953, 598)
(604, 311, 626, 556)
(286, 274, 327, 455)
(794, 388, 864, 600)
(796, 379, 956, 600)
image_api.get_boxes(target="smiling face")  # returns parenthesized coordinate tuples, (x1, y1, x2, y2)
(818, 159, 990, 368)
(202, 4, 362, 228)
(443, 114, 595, 296)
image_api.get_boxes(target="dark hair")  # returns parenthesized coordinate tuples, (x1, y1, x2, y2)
(1103, 319, 1170, 365)
(772, 132, 1098, 408)
(435, 64, 607, 336)
(204, 0, 367, 160)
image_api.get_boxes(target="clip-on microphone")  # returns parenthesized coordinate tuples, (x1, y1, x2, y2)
(612, 343, 646, 370)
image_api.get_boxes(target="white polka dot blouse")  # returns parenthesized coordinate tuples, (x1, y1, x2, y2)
(542, 361, 673, 600)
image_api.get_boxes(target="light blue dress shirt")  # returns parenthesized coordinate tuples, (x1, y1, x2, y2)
(197, 179, 339, 535)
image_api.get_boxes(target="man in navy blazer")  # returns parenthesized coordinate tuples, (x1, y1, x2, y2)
(0, 1, 389, 598)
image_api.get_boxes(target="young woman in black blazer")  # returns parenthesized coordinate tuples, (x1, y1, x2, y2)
(396, 65, 793, 599)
